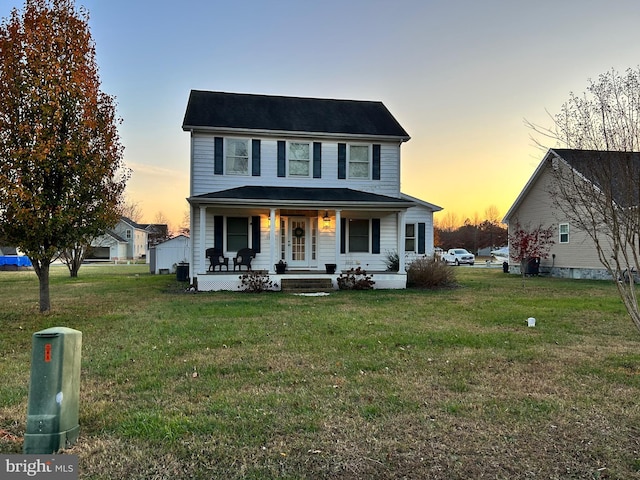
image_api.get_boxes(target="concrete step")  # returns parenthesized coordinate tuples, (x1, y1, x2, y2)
(281, 278, 334, 293)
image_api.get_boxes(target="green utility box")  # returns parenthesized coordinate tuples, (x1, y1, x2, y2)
(24, 327, 82, 454)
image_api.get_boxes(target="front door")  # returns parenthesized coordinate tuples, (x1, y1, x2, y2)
(287, 217, 309, 268)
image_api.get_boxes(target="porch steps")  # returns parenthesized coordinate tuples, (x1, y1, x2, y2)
(280, 278, 334, 293)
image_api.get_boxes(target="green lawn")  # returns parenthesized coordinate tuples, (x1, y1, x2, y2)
(1, 265, 640, 479)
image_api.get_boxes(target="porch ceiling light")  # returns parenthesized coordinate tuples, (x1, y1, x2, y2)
(322, 211, 331, 229)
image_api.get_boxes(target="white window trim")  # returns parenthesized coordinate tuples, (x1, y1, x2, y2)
(348, 144, 371, 179)
(287, 141, 311, 177)
(225, 138, 251, 176)
(405, 223, 416, 253)
(559, 223, 569, 244)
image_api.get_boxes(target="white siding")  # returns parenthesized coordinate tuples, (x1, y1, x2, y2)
(191, 133, 401, 198)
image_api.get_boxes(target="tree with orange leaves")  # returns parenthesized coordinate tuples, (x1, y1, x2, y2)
(0, 0, 128, 312)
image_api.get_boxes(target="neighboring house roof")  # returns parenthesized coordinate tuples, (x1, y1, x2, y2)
(0, 246, 18, 255)
(504, 148, 640, 223)
(182, 90, 410, 141)
(190, 186, 416, 208)
(104, 230, 128, 243)
(119, 216, 146, 230)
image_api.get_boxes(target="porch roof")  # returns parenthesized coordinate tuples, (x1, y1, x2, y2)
(189, 186, 416, 209)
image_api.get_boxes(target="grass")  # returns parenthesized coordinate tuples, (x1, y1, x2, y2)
(1, 264, 640, 478)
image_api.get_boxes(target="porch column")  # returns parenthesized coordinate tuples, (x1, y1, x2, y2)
(335, 209, 342, 272)
(397, 211, 406, 274)
(200, 206, 207, 274)
(269, 208, 277, 273)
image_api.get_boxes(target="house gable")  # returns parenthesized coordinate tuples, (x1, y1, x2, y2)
(504, 148, 640, 276)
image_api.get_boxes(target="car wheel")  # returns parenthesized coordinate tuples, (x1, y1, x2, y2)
(455, 259, 459, 266)
(470, 262, 474, 266)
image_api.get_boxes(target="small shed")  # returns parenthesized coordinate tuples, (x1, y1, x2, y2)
(150, 235, 190, 274)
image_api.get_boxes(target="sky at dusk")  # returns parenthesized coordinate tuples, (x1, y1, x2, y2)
(2, 0, 640, 230)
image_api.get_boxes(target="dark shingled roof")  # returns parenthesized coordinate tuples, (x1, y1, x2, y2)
(190, 186, 414, 206)
(182, 90, 410, 139)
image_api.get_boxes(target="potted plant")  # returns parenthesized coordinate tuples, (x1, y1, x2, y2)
(275, 260, 287, 274)
(325, 263, 337, 274)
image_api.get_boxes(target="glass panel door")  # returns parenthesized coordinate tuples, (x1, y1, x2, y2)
(288, 218, 308, 267)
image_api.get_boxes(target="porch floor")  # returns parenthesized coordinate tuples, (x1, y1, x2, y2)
(194, 270, 407, 291)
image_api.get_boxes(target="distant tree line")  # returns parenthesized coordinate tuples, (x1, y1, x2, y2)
(435, 207, 507, 254)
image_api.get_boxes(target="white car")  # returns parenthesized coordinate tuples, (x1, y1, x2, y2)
(442, 248, 475, 266)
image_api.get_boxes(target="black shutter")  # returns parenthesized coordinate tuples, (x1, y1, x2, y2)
(313, 142, 322, 178)
(338, 143, 346, 179)
(214, 137, 223, 175)
(340, 218, 347, 254)
(251, 216, 261, 253)
(252, 139, 261, 176)
(372, 144, 381, 180)
(418, 222, 426, 254)
(277, 141, 286, 177)
(214, 215, 224, 250)
(372, 218, 381, 254)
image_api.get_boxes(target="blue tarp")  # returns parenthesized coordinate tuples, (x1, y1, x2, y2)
(0, 255, 32, 267)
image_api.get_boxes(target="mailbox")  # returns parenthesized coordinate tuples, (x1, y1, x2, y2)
(24, 327, 82, 454)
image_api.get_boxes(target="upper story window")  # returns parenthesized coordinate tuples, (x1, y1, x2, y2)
(559, 223, 569, 243)
(349, 145, 370, 179)
(289, 142, 310, 176)
(225, 139, 249, 175)
(126, 229, 131, 240)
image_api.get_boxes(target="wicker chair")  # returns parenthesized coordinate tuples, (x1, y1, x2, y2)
(206, 248, 229, 272)
(233, 248, 255, 271)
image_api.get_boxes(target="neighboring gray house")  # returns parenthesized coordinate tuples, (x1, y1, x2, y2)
(182, 90, 442, 290)
(504, 148, 638, 279)
(88, 230, 128, 261)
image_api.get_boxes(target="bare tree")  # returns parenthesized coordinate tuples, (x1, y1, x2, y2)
(528, 67, 640, 332)
(120, 197, 143, 222)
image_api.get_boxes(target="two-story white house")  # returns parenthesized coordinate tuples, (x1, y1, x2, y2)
(182, 90, 441, 290)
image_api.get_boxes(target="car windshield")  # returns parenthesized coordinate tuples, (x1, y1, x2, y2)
(454, 249, 469, 254)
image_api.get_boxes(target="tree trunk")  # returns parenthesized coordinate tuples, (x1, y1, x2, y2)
(33, 261, 51, 313)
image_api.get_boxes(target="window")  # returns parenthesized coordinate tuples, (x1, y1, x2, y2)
(126, 229, 131, 240)
(289, 142, 310, 176)
(349, 219, 369, 252)
(405, 224, 416, 252)
(225, 139, 249, 175)
(349, 145, 369, 178)
(559, 223, 569, 243)
(227, 217, 248, 251)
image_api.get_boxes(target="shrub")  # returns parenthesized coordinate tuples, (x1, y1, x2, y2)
(407, 256, 457, 289)
(384, 250, 399, 272)
(238, 271, 278, 293)
(337, 267, 375, 290)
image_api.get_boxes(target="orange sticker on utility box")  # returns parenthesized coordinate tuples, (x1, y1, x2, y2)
(44, 343, 52, 362)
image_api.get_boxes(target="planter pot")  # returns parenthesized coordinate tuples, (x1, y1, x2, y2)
(325, 263, 337, 274)
(275, 263, 287, 274)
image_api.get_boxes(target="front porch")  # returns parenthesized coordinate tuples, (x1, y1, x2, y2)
(194, 269, 407, 292)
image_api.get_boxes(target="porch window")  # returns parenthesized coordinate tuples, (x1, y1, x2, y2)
(349, 219, 369, 252)
(225, 139, 249, 175)
(405, 223, 416, 252)
(559, 223, 569, 243)
(227, 217, 249, 251)
(289, 142, 310, 176)
(349, 145, 369, 179)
